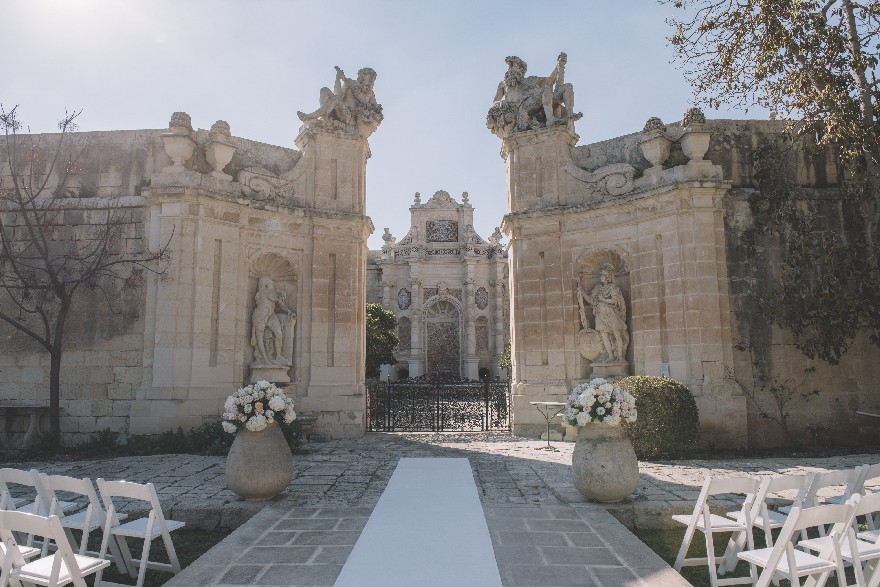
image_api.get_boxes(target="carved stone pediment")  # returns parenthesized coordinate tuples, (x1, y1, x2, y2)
(424, 190, 459, 208)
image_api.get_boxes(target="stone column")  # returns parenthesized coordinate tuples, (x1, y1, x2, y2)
(408, 277, 422, 377)
(491, 277, 505, 377)
(463, 276, 479, 379)
(380, 280, 394, 310)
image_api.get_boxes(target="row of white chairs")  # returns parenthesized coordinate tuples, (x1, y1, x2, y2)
(0, 467, 184, 587)
(673, 463, 880, 587)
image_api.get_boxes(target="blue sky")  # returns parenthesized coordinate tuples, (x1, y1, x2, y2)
(5, 0, 766, 248)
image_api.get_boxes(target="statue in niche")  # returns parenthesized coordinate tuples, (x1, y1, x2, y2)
(577, 264, 629, 364)
(487, 52, 582, 139)
(251, 276, 296, 366)
(297, 66, 384, 139)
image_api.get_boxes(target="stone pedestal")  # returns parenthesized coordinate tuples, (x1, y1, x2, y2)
(590, 362, 630, 380)
(249, 365, 291, 384)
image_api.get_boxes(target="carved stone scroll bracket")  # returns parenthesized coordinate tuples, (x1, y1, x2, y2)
(563, 159, 636, 197)
(237, 167, 295, 203)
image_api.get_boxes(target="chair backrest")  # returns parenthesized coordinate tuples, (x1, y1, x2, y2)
(750, 472, 813, 521)
(804, 466, 867, 506)
(688, 476, 759, 524)
(40, 474, 102, 520)
(96, 479, 166, 526)
(756, 498, 859, 587)
(854, 491, 880, 529)
(0, 510, 88, 585)
(863, 463, 880, 489)
(0, 468, 48, 514)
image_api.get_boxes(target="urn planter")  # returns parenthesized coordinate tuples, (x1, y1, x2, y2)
(571, 423, 639, 503)
(225, 422, 293, 501)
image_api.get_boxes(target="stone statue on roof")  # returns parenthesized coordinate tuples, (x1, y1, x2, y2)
(487, 52, 582, 139)
(298, 66, 384, 139)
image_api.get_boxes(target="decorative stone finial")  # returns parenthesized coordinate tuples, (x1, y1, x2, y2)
(682, 107, 706, 128)
(642, 117, 667, 134)
(414, 192, 421, 205)
(205, 120, 236, 180)
(168, 112, 193, 133)
(461, 191, 470, 206)
(382, 228, 396, 245)
(209, 120, 232, 142)
(489, 227, 503, 246)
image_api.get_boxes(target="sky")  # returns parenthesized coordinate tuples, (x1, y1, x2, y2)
(5, 0, 767, 249)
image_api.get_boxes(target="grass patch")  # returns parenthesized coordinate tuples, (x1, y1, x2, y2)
(75, 527, 232, 586)
(630, 524, 856, 587)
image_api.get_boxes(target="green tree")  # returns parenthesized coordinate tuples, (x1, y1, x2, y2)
(498, 339, 511, 372)
(365, 303, 398, 379)
(667, 0, 880, 361)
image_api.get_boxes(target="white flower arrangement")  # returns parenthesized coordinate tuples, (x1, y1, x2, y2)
(222, 380, 296, 434)
(561, 378, 637, 427)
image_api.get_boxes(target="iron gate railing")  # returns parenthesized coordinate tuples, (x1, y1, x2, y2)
(366, 374, 511, 432)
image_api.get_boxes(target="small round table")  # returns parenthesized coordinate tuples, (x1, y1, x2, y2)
(529, 401, 567, 451)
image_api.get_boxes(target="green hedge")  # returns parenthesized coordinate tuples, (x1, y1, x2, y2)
(619, 376, 699, 459)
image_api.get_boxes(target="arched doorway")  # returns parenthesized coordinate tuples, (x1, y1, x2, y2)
(424, 298, 461, 375)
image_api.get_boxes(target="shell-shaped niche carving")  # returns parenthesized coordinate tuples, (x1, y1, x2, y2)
(576, 249, 629, 279)
(249, 253, 298, 282)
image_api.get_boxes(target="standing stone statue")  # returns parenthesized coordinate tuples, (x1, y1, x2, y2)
(251, 276, 296, 366)
(297, 66, 384, 139)
(487, 52, 582, 138)
(578, 265, 629, 364)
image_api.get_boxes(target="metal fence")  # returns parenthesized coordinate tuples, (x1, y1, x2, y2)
(366, 373, 511, 432)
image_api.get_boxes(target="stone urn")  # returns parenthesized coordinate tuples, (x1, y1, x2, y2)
(225, 422, 293, 501)
(571, 423, 639, 503)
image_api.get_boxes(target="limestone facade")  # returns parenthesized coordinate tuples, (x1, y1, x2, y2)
(1, 68, 380, 441)
(366, 192, 509, 380)
(489, 54, 880, 447)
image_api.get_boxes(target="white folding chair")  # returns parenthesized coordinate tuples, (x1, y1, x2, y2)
(799, 492, 880, 587)
(95, 479, 185, 587)
(39, 473, 129, 571)
(737, 497, 860, 587)
(781, 466, 867, 514)
(672, 475, 760, 586)
(0, 510, 110, 587)
(0, 468, 78, 516)
(820, 465, 870, 505)
(718, 472, 815, 576)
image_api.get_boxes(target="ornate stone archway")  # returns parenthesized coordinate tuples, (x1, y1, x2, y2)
(424, 297, 462, 375)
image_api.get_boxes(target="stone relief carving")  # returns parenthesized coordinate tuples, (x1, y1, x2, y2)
(397, 288, 412, 310)
(238, 167, 296, 202)
(426, 220, 459, 242)
(562, 160, 636, 197)
(425, 190, 458, 208)
(475, 287, 489, 310)
(297, 66, 383, 139)
(250, 276, 296, 367)
(575, 252, 629, 366)
(487, 53, 582, 139)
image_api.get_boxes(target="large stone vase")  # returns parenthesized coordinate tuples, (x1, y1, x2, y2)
(571, 423, 639, 503)
(225, 422, 293, 501)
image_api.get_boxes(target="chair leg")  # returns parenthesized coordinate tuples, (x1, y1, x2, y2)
(161, 531, 181, 574)
(135, 535, 152, 587)
(674, 524, 697, 571)
(705, 531, 719, 587)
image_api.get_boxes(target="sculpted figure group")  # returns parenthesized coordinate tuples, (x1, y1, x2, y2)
(298, 66, 384, 139)
(487, 52, 582, 139)
(251, 276, 296, 367)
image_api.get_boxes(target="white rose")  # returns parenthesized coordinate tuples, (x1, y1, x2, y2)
(224, 397, 236, 412)
(284, 410, 296, 424)
(269, 396, 285, 412)
(596, 407, 606, 416)
(222, 421, 237, 434)
(576, 412, 591, 426)
(245, 414, 269, 432)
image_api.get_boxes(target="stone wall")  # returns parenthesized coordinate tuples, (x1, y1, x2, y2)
(0, 113, 375, 443)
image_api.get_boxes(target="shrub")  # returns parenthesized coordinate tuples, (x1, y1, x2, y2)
(619, 376, 699, 459)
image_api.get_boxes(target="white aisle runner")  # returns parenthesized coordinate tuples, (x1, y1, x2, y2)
(333, 457, 503, 587)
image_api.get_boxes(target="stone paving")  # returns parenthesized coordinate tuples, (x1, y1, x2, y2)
(4, 433, 879, 586)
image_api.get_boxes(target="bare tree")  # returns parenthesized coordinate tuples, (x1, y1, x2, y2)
(0, 106, 170, 445)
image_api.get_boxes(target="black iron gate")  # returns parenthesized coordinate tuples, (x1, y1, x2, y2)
(366, 374, 511, 432)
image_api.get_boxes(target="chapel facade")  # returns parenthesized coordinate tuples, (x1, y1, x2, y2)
(366, 191, 509, 380)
